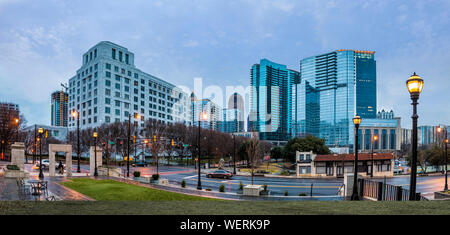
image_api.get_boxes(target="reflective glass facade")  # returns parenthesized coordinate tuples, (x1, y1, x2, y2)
(293, 50, 377, 149)
(250, 59, 299, 141)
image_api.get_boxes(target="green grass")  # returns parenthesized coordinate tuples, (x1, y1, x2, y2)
(0, 201, 449, 215)
(60, 178, 217, 201)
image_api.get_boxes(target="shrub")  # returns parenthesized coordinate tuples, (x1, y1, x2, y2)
(239, 181, 244, 190)
(299, 193, 307, 196)
(181, 180, 186, 188)
(206, 188, 212, 191)
(263, 184, 268, 191)
(280, 170, 290, 176)
(152, 174, 160, 181)
(219, 184, 225, 192)
(133, 171, 141, 177)
(6, 165, 20, 170)
(284, 190, 289, 196)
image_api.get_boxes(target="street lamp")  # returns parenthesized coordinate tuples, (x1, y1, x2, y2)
(371, 135, 378, 177)
(127, 113, 140, 178)
(72, 111, 81, 173)
(233, 133, 236, 175)
(197, 111, 208, 190)
(351, 115, 362, 201)
(93, 131, 98, 176)
(406, 72, 424, 201)
(437, 126, 448, 191)
(38, 128, 44, 179)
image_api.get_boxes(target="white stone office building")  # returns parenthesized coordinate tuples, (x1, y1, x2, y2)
(68, 41, 191, 129)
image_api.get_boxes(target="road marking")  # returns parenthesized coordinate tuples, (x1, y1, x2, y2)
(183, 175, 198, 179)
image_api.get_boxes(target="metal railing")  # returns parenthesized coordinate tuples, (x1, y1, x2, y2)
(357, 178, 428, 201)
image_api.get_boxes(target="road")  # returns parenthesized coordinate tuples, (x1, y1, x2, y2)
(4, 161, 447, 198)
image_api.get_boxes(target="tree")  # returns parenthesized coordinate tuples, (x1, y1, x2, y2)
(283, 135, 331, 163)
(246, 137, 260, 185)
(270, 146, 283, 163)
(144, 119, 167, 174)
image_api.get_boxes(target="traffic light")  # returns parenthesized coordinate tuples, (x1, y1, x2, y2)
(133, 135, 136, 143)
(171, 139, 174, 147)
(45, 131, 48, 138)
(154, 135, 156, 142)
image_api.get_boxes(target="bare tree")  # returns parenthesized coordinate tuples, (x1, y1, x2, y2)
(246, 137, 260, 185)
(144, 119, 167, 175)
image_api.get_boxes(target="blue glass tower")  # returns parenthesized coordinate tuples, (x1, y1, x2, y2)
(293, 50, 377, 149)
(250, 59, 299, 141)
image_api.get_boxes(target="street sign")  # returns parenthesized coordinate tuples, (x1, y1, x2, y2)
(108, 141, 115, 145)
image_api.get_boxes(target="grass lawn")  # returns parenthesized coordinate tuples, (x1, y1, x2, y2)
(60, 178, 218, 201)
(0, 201, 449, 215)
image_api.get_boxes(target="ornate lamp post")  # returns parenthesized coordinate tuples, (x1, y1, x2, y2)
(406, 72, 424, 201)
(72, 111, 81, 173)
(127, 113, 140, 178)
(371, 135, 378, 177)
(437, 126, 448, 191)
(351, 115, 362, 201)
(38, 128, 44, 179)
(197, 111, 208, 190)
(93, 131, 98, 177)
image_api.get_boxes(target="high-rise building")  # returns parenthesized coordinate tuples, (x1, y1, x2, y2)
(51, 90, 69, 127)
(68, 41, 191, 129)
(190, 96, 222, 131)
(250, 58, 299, 141)
(293, 50, 377, 150)
(221, 108, 244, 133)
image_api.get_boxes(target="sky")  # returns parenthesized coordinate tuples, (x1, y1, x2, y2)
(0, 0, 449, 128)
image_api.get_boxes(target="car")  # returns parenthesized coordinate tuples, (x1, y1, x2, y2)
(206, 170, 233, 179)
(135, 162, 148, 167)
(36, 160, 65, 170)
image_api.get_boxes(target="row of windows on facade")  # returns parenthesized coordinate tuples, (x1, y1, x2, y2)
(84, 49, 97, 65)
(298, 161, 391, 175)
(358, 129, 396, 150)
(111, 48, 130, 65)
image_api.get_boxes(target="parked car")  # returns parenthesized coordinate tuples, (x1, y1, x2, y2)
(206, 170, 233, 179)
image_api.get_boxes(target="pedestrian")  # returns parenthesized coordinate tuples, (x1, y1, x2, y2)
(58, 160, 64, 175)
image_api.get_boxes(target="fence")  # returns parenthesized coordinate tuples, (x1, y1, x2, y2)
(357, 178, 428, 201)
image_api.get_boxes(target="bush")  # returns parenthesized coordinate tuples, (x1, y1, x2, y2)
(219, 184, 225, 192)
(299, 193, 307, 196)
(206, 188, 212, 191)
(6, 165, 20, 170)
(284, 190, 289, 196)
(280, 170, 290, 176)
(263, 184, 268, 191)
(239, 181, 244, 190)
(152, 174, 160, 181)
(133, 171, 141, 177)
(181, 180, 186, 188)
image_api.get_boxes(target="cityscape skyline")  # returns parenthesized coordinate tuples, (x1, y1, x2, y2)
(0, 0, 449, 128)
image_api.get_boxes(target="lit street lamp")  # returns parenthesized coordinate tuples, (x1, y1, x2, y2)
(72, 111, 81, 173)
(406, 72, 424, 201)
(93, 131, 98, 177)
(371, 135, 378, 177)
(197, 111, 208, 190)
(351, 115, 362, 201)
(38, 128, 44, 179)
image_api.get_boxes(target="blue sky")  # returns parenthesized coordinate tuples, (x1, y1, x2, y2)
(0, 0, 449, 128)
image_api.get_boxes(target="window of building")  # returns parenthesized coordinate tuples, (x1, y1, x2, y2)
(106, 63, 111, 70)
(106, 71, 111, 78)
(105, 98, 111, 104)
(105, 107, 111, 113)
(125, 54, 129, 64)
(105, 116, 110, 123)
(119, 51, 122, 62)
(112, 49, 116, 59)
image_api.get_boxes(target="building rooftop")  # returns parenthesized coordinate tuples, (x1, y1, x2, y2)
(314, 153, 394, 162)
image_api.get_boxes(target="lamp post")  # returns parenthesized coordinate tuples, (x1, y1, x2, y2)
(351, 115, 362, 201)
(371, 135, 378, 177)
(437, 126, 448, 191)
(127, 113, 140, 178)
(93, 131, 98, 177)
(197, 111, 208, 190)
(233, 133, 236, 175)
(38, 128, 44, 179)
(406, 72, 424, 201)
(72, 111, 81, 173)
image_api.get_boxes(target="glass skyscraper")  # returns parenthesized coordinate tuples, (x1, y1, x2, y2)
(250, 59, 300, 141)
(293, 50, 377, 149)
(51, 90, 69, 127)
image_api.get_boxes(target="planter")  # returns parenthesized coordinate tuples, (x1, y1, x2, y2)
(243, 185, 262, 197)
(434, 191, 450, 200)
(4, 169, 29, 178)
